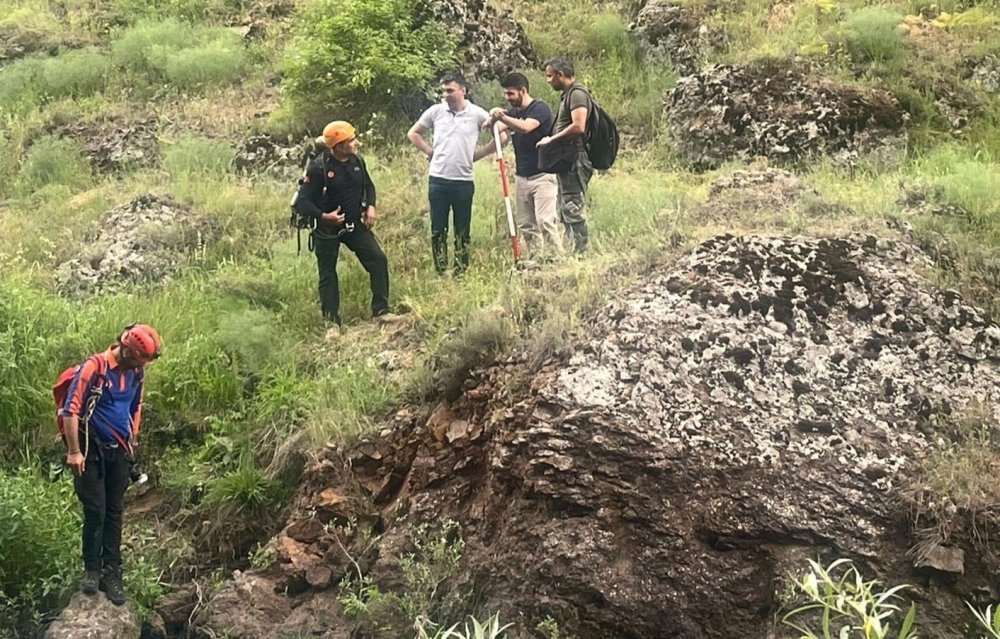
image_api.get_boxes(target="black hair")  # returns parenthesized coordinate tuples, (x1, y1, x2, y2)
(439, 71, 470, 91)
(500, 72, 529, 91)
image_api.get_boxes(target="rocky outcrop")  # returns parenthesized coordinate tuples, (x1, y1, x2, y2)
(42, 116, 159, 173)
(417, 0, 534, 81)
(193, 233, 1000, 638)
(631, 0, 723, 75)
(44, 592, 140, 639)
(55, 194, 218, 298)
(234, 134, 313, 178)
(665, 63, 907, 170)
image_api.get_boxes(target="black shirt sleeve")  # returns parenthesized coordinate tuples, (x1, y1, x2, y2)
(359, 155, 376, 208)
(294, 156, 326, 221)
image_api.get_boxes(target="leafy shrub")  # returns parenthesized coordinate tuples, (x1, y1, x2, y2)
(580, 12, 633, 58)
(41, 48, 110, 98)
(159, 40, 245, 90)
(841, 8, 906, 64)
(0, 49, 109, 113)
(163, 135, 233, 177)
(283, 0, 458, 120)
(112, 18, 245, 92)
(18, 136, 92, 193)
(0, 464, 80, 633)
(0, 56, 46, 113)
(341, 519, 471, 636)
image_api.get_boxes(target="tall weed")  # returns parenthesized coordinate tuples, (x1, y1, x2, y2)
(0, 464, 80, 633)
(841, 7, 906, 65)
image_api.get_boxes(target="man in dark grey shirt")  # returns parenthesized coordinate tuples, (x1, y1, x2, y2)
(536, 57, 594, 254)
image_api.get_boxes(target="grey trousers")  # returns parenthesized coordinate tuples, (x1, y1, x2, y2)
(557, 150, 594, 253)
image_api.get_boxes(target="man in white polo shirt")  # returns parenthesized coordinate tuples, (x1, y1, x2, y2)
(407, 72, 491, 275)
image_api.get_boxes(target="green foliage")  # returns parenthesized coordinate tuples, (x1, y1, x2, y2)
(42, 48, 110, 98)
(0, 277, 80, 454)
(969, 602, 1000, 639)
(536, 617, 577, 639)
(418, 613, 513, 639)
(0, 463, 80, 632)
(123, 527, 168, 620)
(782, 559, 917, 639)
(283, 0, 457, 120)
(203, 460, 286, 516)
(910, 403, 1000, 513)
(341, 519, 471, 636)
(162, 135, 233, 178)
(17, 136, 92, 193)
(840, 8, 906, 65)
(433, 309, 515, 399)
(112, 18, 246, 92)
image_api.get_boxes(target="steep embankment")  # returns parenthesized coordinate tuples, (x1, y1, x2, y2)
(189, 224, 1000, 638)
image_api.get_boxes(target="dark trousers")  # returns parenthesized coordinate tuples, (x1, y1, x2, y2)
(428, 176, 475, 274)
(314, 226, 390, 325)
(74, 441, 130, 574)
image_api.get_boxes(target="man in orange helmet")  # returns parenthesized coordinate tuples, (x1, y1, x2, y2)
(61, 323, 161, 606)
(295, 120, 403, 337)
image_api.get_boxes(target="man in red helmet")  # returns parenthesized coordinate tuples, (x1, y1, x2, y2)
(61, 324, 161, 606)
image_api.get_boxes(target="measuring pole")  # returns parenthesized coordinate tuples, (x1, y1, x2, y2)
(492, 122, 520, 263)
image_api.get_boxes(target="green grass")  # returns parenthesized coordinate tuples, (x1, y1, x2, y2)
(1, 0, 1000, 632)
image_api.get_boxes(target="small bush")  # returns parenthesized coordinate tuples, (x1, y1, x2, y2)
(580, 13, 633, 58)
(0, 464, 80, 632)
(112, 18, 245, 92)
(41, 48, 110, 98)
(433, 309, 514, 399)
(159, 40, 245, 90)
(162, 135, 233, 177)
(841, 8, 906, 64)
(283, 0, 458, 120)
(0, 56, 45, 113)
(18, 136, 93, 195)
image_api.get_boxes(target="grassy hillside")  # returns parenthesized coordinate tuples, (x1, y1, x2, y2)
(1, 0, 999, 633)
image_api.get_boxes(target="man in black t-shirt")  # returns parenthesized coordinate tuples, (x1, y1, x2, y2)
(296, 121, 403, 338)
(486, 73, 563, 259)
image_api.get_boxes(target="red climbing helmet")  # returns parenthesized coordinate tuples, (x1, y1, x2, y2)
(119, 323, 162, 363)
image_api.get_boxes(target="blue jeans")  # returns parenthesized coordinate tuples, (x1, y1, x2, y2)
(428, 176, 475, 274)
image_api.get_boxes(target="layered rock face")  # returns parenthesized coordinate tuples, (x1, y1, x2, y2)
(193, 234, 1000, 638)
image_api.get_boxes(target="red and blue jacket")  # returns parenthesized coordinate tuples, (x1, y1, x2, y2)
(60, 347, 144, 445)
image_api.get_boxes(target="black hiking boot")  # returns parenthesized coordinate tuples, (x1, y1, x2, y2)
(80, 570, 99, 595)
(100, 572, 126, 606)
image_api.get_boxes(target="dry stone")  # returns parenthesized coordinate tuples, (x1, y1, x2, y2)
(55, 194, 217, 298)
(44, 592, 140, 639)
(44, 116, 159, 173)
(418, 0, 534, 80)
(632, 0, 723, 75)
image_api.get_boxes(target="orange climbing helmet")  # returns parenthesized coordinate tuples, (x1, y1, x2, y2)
(320, 121, 356, 148)
(119, 323, 162, 363)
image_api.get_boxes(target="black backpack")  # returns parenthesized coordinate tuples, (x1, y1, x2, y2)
(565, 86, 620, 170)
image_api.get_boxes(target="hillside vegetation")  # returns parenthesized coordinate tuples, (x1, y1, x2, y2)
(1, 0, 999, 635)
